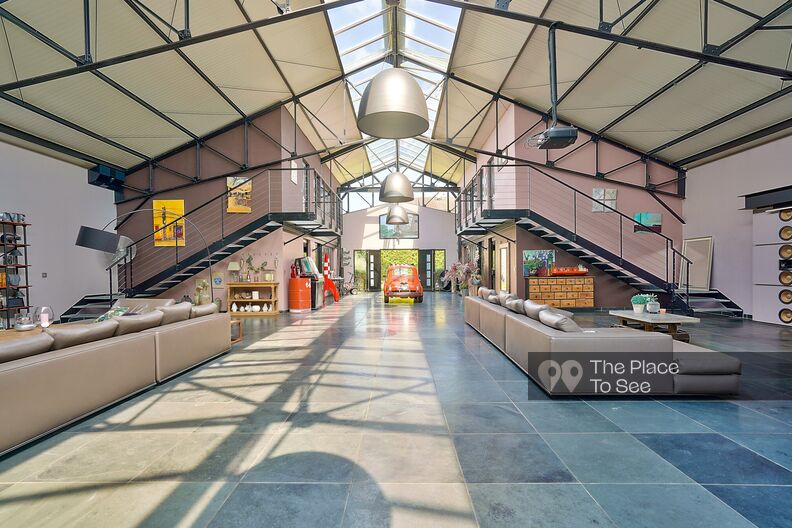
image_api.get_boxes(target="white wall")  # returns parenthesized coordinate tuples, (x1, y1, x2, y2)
(340, 203, 458, 279)
(684, 135, 792, 316)
(0, 142, 116, 318)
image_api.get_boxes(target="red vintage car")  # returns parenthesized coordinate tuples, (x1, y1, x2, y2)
(384, 264, 424, 303)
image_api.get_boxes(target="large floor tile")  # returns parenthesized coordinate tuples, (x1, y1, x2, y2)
(588, 401, 712, 433)
(32, 432, 188, 483)
(453, 434, 574, 483)
(243, 433, 364, 483)
(706, 485, 792, 528)
(207, 483, 349, 528)
(496, 380, 562, 402)
(544, 433, 692, 483)
(357, 433, 463, 483)
(0, 434, 91, 483)
(724, 433, 792, 470)
(586, 484, 756, 528)
(134, 433, 272, 482)
(636, 433, 792, 484)
(516, 402, 622, 433)
(342, 482, 477, 528)
(665, 401, 792, 433)
(468, 483, 615, 528)
(442, 403, 535, 434)
(278, 401, 370, 436)
(735, 401, 792, 425)
(434, 379, 511, 403)
(364, 401, 448, 434)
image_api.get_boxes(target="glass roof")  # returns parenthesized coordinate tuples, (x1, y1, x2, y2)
(327, 0, 461, 183)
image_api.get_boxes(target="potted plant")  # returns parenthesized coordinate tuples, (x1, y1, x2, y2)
(631, 294, 648, 314)
(645, 293, 660, 313)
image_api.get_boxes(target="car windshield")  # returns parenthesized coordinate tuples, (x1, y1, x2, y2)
(391, 267, 414, 277)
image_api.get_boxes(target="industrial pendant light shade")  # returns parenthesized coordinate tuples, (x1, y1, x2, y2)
(386, 204, 409, 225)
(357, 69, 429, 139)
(379, 171, 414, 203)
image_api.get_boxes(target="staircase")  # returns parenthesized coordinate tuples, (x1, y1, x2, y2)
(456, 164, 742, 316)
(60, 293, 124, 323)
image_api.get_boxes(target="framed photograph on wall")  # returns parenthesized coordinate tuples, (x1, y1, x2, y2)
(226, 176, 252, 213)
(499, 244, 509, 292)
(152, 199, 185, 247)
(379, 213, 419, 239)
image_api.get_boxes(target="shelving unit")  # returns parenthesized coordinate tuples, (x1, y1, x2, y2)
(1, 219, 31, 330)
(227, 282, 278, 316)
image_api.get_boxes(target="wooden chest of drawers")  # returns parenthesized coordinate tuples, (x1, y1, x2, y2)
(526, 276, 594, 308)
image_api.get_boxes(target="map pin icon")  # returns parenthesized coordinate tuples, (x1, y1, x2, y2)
(538, 360, 561, 391)
(561, 361, 583, 392)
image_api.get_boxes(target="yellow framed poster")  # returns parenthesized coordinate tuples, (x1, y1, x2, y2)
(153, 199, 185, 247)
(227, 176, 252, 213)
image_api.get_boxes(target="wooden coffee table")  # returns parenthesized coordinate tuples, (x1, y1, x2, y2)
(609, 310, 700, 342)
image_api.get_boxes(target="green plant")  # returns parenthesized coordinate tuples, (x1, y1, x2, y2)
(644, 293, 658, 303)
(630, 294, 649, 305)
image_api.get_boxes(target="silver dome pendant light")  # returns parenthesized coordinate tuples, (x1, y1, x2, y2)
(357, 68, 429, 139)
(379, 139, 414, 204)
(386, 204, 409, 225)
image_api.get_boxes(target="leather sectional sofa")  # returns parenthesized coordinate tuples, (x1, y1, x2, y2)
(0, 299, 231, 455)
(465, 288, 740, 396)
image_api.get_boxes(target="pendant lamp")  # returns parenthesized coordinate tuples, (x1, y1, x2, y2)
(357, 68, 429, 139)
(379, 170, 414, 203)
(386, 204, 409, 225)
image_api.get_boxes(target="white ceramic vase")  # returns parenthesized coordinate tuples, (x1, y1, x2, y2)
(632, 303, 646, 314)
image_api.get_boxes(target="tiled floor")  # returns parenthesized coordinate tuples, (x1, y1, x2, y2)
(0, 293, 791, 527)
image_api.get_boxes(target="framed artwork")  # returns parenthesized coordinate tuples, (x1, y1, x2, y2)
(634, 212, 662, 234)
(523, 249, 555, 277)
(212, 272, 224, 288)
(592, 188, 617, 212)
(227, 176, 252, 213)
(499, 245, 510, 292)
(379, 213, 419, 239)
(152, 199, 185, 247)
(290, 160, 299, 185)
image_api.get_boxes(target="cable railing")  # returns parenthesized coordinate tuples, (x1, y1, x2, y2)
(116, 167, 342, 294)
(456, 164, 691, 304)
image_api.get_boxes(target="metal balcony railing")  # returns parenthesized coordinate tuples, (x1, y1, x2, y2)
(115, 167, 342, 294)
(456, 164, 691, 299)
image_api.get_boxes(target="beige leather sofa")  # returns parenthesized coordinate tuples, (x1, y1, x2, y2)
(0, 299, 231, 455)
(465, 291, 740, 395)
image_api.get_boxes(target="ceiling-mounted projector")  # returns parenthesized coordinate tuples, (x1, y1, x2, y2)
(526, 125, 578, 150)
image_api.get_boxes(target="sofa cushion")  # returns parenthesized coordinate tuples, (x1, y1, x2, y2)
(504, 298, 525, 315)
(480, 287, 495, 300)
(191, 303, 219, 318)
(45, 320, 119, 350)
(672, 343, 741, 375)
(497, 292, 516, 306)
(523, 299, 574, 320)
(156, 302, 192, 325)
(539, 309, 582, 332)
(0, 332, 54, 364)
(486, 294, 500, 304)
(523, 299, 550, 320)
(114, 310, 163, 336)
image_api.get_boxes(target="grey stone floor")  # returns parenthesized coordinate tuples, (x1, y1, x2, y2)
(0, 293, 790, 527)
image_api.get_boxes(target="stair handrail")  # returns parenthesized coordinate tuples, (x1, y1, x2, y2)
(458, 163, 693, 294)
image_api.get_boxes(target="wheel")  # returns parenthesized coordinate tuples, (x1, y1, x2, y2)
(384, 296, 389, 303)
(416, 296, 423, 303)
(350, 287, 357, 295)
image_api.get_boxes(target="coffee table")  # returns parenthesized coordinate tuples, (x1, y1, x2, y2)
(609, 310, 700, 342)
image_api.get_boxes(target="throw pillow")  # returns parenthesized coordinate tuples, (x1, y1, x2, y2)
(479, 287, 494, 299)
(114, 310, 164, 336)
(504, 298, 525, 315)
(538, 309, 583, 332)
(156, 302, 193, 325)
(497, 292, 516, 306)
(523, 299, 550, 320)
(45, 320, 119, 350)
(0, 332, 54, 364)
(487, 294, 500, 304)
(191, 303, 219, 318)
(96, 306, 129, 322)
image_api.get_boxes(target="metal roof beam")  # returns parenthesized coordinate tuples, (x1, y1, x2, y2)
(0, 123, 126, 170)
(597, 1, 792, 136)
(675, 117, 792, 167)
(0, 0, 364, 93)
(426, 0, 792, 79)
